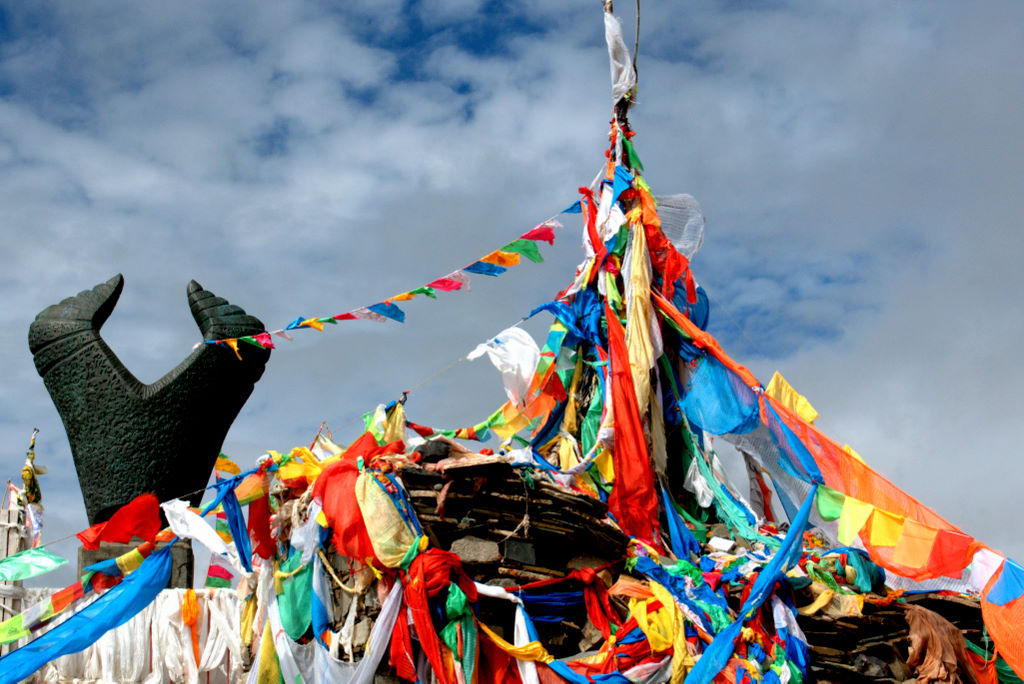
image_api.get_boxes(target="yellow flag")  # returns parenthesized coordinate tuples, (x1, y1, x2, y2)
(481, 250, 521, 267)
(491, 402, 532, 439)
(224, 339, 242, 361)
(215, 455, 241, 475)
(842, 444, 866, 464)
(256, 619, 282, 684)
(625, 223, 655, 413)
(765, 372, 819, 424)
(553, 435, 587, 472)
(892, 518, 939, 568)
(475, 619, 553, 663)
(384, 402, 406, 444)
(593, 448, 615, 484)
(837, 497, 874, 545)
(649, 581, 695, 682)
(869, 508, 905, 547)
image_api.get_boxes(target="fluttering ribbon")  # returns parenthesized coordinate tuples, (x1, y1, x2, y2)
(205, 219, 565, 355)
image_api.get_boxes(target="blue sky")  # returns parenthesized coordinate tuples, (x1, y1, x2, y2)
(1, 0, 1022, 584)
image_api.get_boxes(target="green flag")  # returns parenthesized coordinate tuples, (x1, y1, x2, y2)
(0, 547, 67, 582)
(815, 486, 846, 522)
(621, 137, 644, 172)
(501, 238, 544, 263)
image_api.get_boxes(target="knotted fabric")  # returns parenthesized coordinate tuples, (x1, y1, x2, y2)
(392, 549, 479, 684)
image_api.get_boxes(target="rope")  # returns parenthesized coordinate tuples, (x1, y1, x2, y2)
(702, 285, 772, 362)
(316, 550, 363, 595)
(496, 476, 531, 543)
(404, 355, 470, 396)
(633, 0, 640, 81)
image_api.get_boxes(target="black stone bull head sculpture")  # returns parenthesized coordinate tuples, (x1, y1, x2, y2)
(28, 274, 270, 524)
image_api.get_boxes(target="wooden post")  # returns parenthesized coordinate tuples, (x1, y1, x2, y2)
(0, 506, 26, 656)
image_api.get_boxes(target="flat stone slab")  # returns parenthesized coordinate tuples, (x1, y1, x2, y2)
(77, 540, 193, 589)
(450, 536, 501, 564)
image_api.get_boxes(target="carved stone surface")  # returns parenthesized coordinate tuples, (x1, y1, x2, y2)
(29, 274, 270, 524)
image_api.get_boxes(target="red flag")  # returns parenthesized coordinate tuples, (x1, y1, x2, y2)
(604, 303, 659, 545)
(579, 187, 606, 283)
(928, 529, 978, 579)
(405, 421, 436, 438)
(248, 493, 275, 560)
(426, 277, 463, 292)
(313, 457, 379, 567)
(520, 225, 556, 245)
(76, 493, 162, 550)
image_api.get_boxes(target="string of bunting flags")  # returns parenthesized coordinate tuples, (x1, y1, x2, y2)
(203, 218, 568, 358)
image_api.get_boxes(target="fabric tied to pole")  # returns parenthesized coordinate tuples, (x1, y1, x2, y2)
(604, 10, 636, 102)
(248, 493, 275, 560)
(605, 302, 659, 545)
(468, 327, 541, 407)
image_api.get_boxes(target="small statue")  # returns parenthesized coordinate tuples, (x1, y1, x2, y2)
(19, 428, 45, 509)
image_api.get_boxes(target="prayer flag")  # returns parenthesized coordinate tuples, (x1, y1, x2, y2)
(215, 454, 241, 475)
(254, 332, 275, 349)
(481, 250, 521, 267)
(765, 372, 819, 424)
(215, 509, 232, 543)
(204, 554, 234, 589)
(869, 508, 905, 547)
(815, 486, 845, 522)
(0, 547, 66, 583)
(464, 261, 508, 276)
(224, 339, 242, 360)
(367, 301, 406, 323)
(520, 222, 559, 244)
(77, 494, 162, 551)
(501, 239, 544, 263)
(837, 497, 873, 546)
(427, 277, 463, 292)
(892, 518, 939, 569)
(605, 302, 658, 544)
